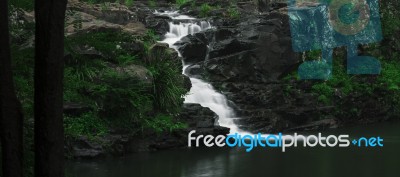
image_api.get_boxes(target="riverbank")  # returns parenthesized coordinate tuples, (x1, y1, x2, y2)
(7, 0, 400, 162)
(66, 121, 400, 177)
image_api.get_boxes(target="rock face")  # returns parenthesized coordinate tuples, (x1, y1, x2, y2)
(67, 135, 131, 159)
(178, 35, 208, 64)
(65, 1, 147, 37)
(114, 64, 154, 84)
(67, 103, 230, 159)
(179, 11, 300, 83)
(143, 14, 170, 36)
(63, 103, 93, 117)
(178, 104, 229, 135)
(174, 2, 342, 134)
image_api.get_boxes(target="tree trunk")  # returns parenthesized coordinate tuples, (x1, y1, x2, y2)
(0, 0, 24, 177)
(34, 0, 67, 177)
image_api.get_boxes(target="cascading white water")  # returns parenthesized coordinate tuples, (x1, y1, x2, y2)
(156, 11, 242, 134)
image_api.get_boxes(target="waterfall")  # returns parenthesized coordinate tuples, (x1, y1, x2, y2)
(155, 11, 242, 134)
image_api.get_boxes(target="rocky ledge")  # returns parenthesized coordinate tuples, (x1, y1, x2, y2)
(176, 1, 399, 133)
(66, 103, 229, 159)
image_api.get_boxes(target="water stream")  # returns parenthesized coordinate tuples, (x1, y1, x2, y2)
(65, 10, 400, 177)
(156, 11, 242, 133)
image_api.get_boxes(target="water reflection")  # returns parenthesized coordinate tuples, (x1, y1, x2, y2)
(67, 122, 400, 177)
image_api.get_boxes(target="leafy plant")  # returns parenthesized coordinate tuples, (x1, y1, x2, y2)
(64, 112, 109, 139)
(142, 29, 160, 53)
(65, 30, 137, 60)
(176, 0, 188, 7)
(100, 2, 111, 11)
(190, 0, 196, 8)
(116, 55, 137, 65)
(146, 50, 187, 113)
(378, 61, 400, 91)
(125, 0, 134, 7)
(146, 29, 160, 40)
(148, 0, 156, 8)
(227, 7, 240, 19)
(199, 3, 212, 17)
(143, 114, 187, 133)
(312, 83, 333, 101)
(88, 69, 153, 122)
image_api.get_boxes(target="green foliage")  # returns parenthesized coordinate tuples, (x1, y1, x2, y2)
(148, 0, 156, 8)
(145, 29, 160, 41)
(317, 95, 330, 104)
(9, 15, 190, 173)
(88, 69, 153, 122)
(9, 12, 35, 46)
(312, 82, 334, 103)
(327, 61, 354, 95)
(9, 45, 35, 177)
(66, 55, 107, 82)
(282, 84, 294, 97)
(64, 67, 97, 104)
(86, 0, 97, 4)
(12, 47, 35, 116)
(65, 30, 138, 61)
(305, 49, 322, 60)
(378, 61, 400, 91)
(143, 114, 187, 133)
(146, 51, 187, 113)
(125, 0, 134, 7)
(116, 54, 137, 65)
(303, 56, 400, 119)
(65, 112, 109, 139)
(65, 10, 83, 31)
(176, 0, 189, 7)
(100, 2, 111, 11)
(142, 29, 160, 53)
(227, 7, 240, 19)
(5, 0, 234, 173)
(10, 0, 34, 10)
(200, 3, 212, 17)
(64, 29, 186, 133)
(380, 0, 400, 37)
(190, 0, 196, 8)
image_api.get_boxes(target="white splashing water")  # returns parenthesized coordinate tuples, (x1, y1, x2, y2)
(156, 11, 242, 134)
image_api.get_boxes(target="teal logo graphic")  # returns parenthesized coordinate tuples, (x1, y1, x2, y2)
(288, 0, 383, 80)
(352, 136, 384, 147)
(188, 131, 384, 152)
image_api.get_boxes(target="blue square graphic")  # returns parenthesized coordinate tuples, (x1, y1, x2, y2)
(287, 0, 383, 79)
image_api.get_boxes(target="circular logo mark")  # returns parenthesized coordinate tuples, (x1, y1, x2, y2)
(328, 0, 370, 35)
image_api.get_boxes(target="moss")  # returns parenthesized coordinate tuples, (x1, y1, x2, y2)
(378, 61, 400, 91)
(311, 82, 334, 103)
(64, 112, 109, 139)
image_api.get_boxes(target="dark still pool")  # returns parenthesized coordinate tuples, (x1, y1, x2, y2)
(66, 122, 400, 177)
